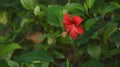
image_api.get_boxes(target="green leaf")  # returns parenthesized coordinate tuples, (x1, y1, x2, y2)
(20, 0, 35, 10)
(61, 35, 74, 44)
(47, 37, 53, 45)
(52, 51, 65, 59)
(86, 0, 95, 8)
(87, 45, 101, 59)
(113, 33, 120, 48)
(0, 59, 9, 67)
(18, 50, 54, 64)
(6, 59, 19, 67)
(34, 5, 40, 16)
(0, 23, 6, 30)
(0, 11, 8, 25)
(82, 59, 105, 67)
(110, 2, 120, 8)
(84, 17, 99, 31)
(47, 5, 63, 27)
(102, 5, 118, 14)
(41, 62, 49, 67)
(64, 3, 84, 11)
(20, 18, 34, 28)
(38, 34, 60, 41)
(109, 49, 120, 56)
(91, 31, 99, 39)
(66, 59, 70, 67)
(103, 23, 117, 45)
(0, 43, 21, 56)
(84, 3, 88, 12)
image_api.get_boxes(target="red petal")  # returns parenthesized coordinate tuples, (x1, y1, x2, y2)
(75, 26, 84, 34)
(63, 13, 72, 24)
(72, 16, 82, 25)
(64, 24, 73, 32)
(69, 27, 77, 38)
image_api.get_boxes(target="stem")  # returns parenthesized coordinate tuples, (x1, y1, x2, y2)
(66, 59, 70, 67)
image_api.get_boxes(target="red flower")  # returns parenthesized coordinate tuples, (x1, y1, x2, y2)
(63, 13, 84, 38)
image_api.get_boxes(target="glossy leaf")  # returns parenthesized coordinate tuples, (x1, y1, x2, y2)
(38, 33, 60, 41)
(0, 59, 9, 67)
(47, 37, 53, 45)
(6, 59, 19, 67)
(52, 51, 65, 59)
(91, 31, 99, 39)
(103, 23, 117, 45)
(41, 62, 49, 67)
(20, 0, 35, 10)
(102, 5, 118, 14)
(88, 45, 101, 59)
(0, 23, 5, 30)
(0, 43, 21, 56)
(34, 5, 40, 16)
(18, 50, 54, 63)
(20, 18, 34, 28)
(47, 5, 63, 27)
(84, 17, 99, 31)
(113, 32, 120, 48)
(82, 59, 105, 67)
(86, 0, 95, 8)
(64, 3, 84, 11)
(0, 11, 8, 25)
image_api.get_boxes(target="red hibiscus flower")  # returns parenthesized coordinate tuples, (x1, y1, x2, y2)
(63, 13, 84, 38)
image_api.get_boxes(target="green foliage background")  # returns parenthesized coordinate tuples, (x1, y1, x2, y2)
(0, 0, 120, 67)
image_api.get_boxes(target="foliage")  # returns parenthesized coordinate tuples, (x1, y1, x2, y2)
(0, 0, 120, 67)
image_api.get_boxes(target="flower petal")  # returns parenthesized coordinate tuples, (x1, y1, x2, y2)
(75, 26, 84, 34)
(64, 24, 73, 32)
(69, 27, 77, 38)
(63, 13, 72, 24)
(72, 16, 82, 25)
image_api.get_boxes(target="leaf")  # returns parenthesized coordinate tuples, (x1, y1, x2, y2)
(110, 2, 120, 8)
(20, 0, 35, 10)
(113, 33, 120, 48)
(47, 5, 63, 27)
(47, 37, 53, 45)
(82, 59, 105, 67)
(87, 45, 101, 59)
(84, 3, 88, 12)
(0, 11, 8, 25)
(103, 23, 117, 45)
(52, 51, 65, 59)
(61, 35, 74, 44)
(102, 5, 118, 14)
(86, 0, 95, 8)
(38, 34, 59, 41)
(109, 49, 120, 56)
(93, 0, 106, 12)
(20, 18, 34, 28)
(0, 43, 21, 56)
(91, 31, 99, 39)
(84, 17, 99, 31)
(0, 59, 9, 67)
(41, 62, 49, 67)
(64, 3, 84, 11)
(6, 59, 19, 67)
(18, 50, 54, 64)
(0, 23, 6, 30)
(34, 5, 40, 16)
